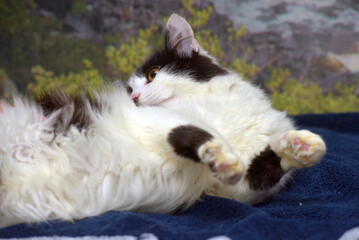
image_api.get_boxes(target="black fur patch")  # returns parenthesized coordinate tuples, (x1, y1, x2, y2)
(167, 125, 213, 162)
(36, 91, 101, 132)
(136, 49, 228, 83)
(246, 147, 284, 191)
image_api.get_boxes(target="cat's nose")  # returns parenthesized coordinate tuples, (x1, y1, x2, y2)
(132, 92, 141, 100)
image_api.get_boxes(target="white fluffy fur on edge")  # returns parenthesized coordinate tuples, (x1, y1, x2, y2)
(0, 88, 215, 227)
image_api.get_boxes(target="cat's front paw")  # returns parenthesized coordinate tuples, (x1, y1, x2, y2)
(278, 130, 326, 170)
(199, 141, 244, 184)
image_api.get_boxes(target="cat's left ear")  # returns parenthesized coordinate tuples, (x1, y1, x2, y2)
(165, 14, 200, 58)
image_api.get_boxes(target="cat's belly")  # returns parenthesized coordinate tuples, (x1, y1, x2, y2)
(169, 99, 294, 167)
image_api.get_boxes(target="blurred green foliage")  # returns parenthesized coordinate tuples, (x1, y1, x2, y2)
(0, 0, 55, 91)
(0, 0, 358, 114)
(226, 24, 259, 79)
(106, 26, 159, 80)
(196, 30, 224, 59)
(0, 0, 106, 93)
(267, 69, 359, 114)
(28, 60, 103, 98)
(182, 0, 213, 28)
(71, 0, 87, 14)
(231, 58, 259, 80)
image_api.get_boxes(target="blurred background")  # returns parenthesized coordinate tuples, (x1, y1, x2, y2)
(1, 0, 358, 115)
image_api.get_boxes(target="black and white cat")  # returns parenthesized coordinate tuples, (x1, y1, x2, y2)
(0, 14, 325, 227)
(128, 13, 326, 200)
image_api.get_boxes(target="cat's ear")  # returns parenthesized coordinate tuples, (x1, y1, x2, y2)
(165, 14, 200, 58)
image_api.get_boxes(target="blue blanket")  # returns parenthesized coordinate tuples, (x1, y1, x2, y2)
(1, 113, 358, 240)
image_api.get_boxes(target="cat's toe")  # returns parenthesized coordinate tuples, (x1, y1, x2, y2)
(199, 141, 244, 184)
(279, 130, 326, 169)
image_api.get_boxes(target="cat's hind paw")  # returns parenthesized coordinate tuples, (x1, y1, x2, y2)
(278, 130, 326, 170)
(199, 141, 244, 184)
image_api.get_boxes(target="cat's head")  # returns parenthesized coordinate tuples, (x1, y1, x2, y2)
(128, 14, 228, 106)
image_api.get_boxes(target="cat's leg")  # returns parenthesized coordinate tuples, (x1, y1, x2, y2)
(270, 130, 326, 172)
(245, 146, 285, 192)
(167, 125, 244, 184)
(213, 145, 291, 204)
(219, 129, 326, 204)
(248, 129, 326, 193)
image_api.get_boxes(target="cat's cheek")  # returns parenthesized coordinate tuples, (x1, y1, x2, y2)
(138, 94, 175, 107)
(136, 96, 153, 107)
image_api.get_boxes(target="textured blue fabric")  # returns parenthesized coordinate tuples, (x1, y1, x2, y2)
(0, 113, 358, 240)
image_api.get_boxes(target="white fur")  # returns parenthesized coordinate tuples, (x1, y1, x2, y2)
(0, 75, 296, 227)
(129, 65, 296, 202)
(0, 89, 219, 227)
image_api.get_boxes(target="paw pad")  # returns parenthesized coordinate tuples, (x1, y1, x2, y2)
(279, 130, 326, 169)
(199, 141, 244, 185)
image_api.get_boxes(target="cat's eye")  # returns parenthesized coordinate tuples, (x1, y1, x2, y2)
(147, 68, 160, 83)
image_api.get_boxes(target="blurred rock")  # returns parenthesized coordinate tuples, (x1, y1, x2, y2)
(209, 0, 359, 90)
(328, 52, 359, 73)
(34, 0, 72, 18)
(62, 0, 183, 45)
(33, 0, 359, 90)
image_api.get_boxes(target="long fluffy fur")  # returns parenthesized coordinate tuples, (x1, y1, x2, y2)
(0, 72, 295, 227)
(0, 88, 214, 227)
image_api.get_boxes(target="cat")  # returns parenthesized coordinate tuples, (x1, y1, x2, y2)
(0, 14, 326, 228)
(127, 14, 326, 203)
